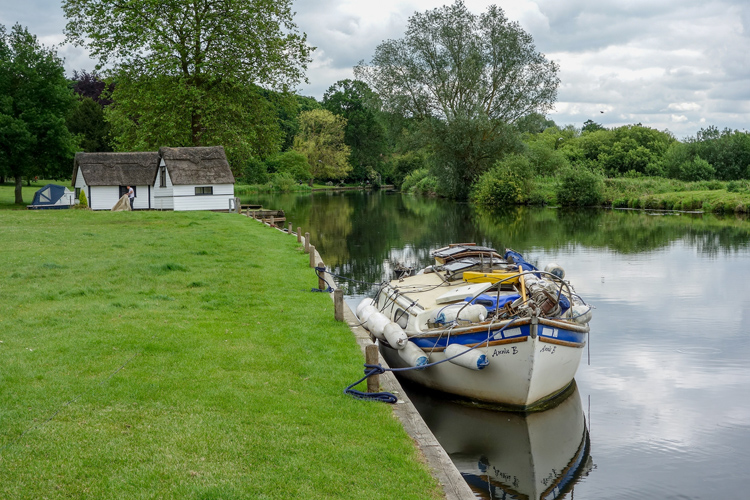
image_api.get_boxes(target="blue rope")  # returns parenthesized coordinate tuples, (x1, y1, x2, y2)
(344, 365, 398, 403)
(344, 318, 519, 403)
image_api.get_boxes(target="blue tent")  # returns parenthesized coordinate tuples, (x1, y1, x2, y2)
(28, 184, 74, 210)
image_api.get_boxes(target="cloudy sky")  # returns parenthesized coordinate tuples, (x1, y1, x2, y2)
(3, 0, 750, 139)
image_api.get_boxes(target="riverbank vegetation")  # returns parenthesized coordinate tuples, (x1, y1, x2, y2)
(0, 210, 441, 499)
(5, 1, 750, 209)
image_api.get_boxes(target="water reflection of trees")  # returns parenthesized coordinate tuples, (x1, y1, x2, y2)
(246, 191, 750, 292)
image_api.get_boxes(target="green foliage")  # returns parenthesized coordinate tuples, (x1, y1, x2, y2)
(293, 109, 352, 183)
(67, 96, 111, 152)
(0, 24, 78, 203)
(727, 180, 750, 193)
(555, 166, 605, 207)
(265, 172, 298, 192)
(581, 119, 605, 133)
(323, 79, 388, 182)
(674, 126, 750, 181)
(525, 141, 570, 176)
(355, 0, 558, 199)
(271, 92, 321, 151)
(470, 155, 532, 207)
(401, 168, 431, 193)
(515, 113, 557, 134)
(674, 156, 715, 182)
(106, 77, 283, 176)
(356, 1, 559, 123)
(429, 116, 524, 199)
(78, 188, 88, 208)
(242, 157, 269, 184)
(391, 151, 429, 188)
(266, 150, 311, 183)
(64, 0, 312, 171)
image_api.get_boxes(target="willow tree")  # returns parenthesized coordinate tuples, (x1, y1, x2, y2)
(355, 1, 559, 198)
(63, 0, 312, 169)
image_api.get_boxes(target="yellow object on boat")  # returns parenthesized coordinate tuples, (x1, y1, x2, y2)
(463, 271, 520, 284)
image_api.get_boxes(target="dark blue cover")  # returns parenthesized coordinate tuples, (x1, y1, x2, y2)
(465, 293, 520, 311)
(504, 249, 538, 271)
(29, 184, 70, 209)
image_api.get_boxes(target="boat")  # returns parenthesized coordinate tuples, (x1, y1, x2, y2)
(409, 382, 593, 499)
(355, 243, 593, 410)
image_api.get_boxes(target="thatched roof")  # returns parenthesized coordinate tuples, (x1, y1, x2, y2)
(73, 152, 160, 186)
(158, 146, 234, 185)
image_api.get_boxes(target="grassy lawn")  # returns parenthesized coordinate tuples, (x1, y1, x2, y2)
(0, 209, 441, 499)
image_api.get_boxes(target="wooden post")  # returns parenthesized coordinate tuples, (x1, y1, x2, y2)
(297, 227, 302, 243)
(334, 289, 344, 322)
(288, 223, 292, 234)
(270, 216, 275, 227)
(317, 261, 326, 290)
(304, 232, 310, 253)
(366, 343, 380, 393)
(309, 245, 316, 267)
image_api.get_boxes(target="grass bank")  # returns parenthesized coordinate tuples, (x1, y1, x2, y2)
(0, 210, 441, 499)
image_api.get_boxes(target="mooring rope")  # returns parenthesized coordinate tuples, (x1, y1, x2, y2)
(344, 318, 519, 403)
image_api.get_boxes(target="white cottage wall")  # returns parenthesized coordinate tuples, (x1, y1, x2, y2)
(152, 163, 174, 210)
(172, 184, 234, 211)
(89, 186, 120, 210)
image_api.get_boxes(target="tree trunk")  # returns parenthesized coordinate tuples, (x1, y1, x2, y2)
(15, 175, 24, 205)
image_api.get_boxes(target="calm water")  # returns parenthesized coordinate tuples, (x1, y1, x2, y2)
(248, 190, 750, 499)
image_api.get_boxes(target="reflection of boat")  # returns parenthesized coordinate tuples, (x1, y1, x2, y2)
(356, 244, 593, 409)
(409, 383, 593, 500)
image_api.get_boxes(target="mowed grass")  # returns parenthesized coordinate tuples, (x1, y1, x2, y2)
(0, 210, 441, 499)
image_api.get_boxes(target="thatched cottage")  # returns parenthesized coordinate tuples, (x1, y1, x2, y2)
(72, 146, 235, 211)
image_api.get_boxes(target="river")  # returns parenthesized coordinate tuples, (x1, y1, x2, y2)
(247, 190, 750, 499)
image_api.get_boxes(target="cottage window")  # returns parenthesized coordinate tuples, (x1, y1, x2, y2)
(75, 187, 81, 200)
(160, 166, 167, 187)
(119, 186, 136, 197)
(195, 186, 213, 195)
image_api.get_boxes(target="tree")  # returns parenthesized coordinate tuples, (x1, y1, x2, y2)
(0, 24, 78, 204)
(354, 1, 558, 198)
(71, 69, 111, 106)
(582, 119, 605, 133)
(67, 97, 112, 152)
(63, 0, 313, 167)
(323, 80, 388, 182)
(293, 109, 351, 184)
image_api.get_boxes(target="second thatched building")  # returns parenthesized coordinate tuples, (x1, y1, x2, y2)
(72, 146, 235, 211)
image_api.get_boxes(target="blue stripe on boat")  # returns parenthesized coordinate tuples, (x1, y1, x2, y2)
(409, 324, 585, 350)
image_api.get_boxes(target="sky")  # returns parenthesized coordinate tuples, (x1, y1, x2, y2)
(3, 0, 750, 139)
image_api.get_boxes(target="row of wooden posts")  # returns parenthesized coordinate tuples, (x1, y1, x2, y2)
(253, 213, 380, 393)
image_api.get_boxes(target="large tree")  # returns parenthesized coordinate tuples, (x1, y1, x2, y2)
(63, 0, 312, 167)
(0, 24, 78, 204)
(323, 80, 388, 182)
(355, 1, 558, 198)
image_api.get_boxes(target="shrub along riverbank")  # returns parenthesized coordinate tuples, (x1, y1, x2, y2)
(0, 210, 441, 499)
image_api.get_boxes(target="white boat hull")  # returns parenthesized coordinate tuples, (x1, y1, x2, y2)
(379, 322, 586, 409)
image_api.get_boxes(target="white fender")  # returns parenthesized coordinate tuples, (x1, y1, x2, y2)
(357, 304, 378, 324)
(398, 341, 429, 369)
(445, 343, 489, 370)
(356, 298, 376, 318)
(365, 312, 390, 340)
(383, 322, 408, 350)
(570, 304, 593, 324)
(434, 303, 487, 324)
